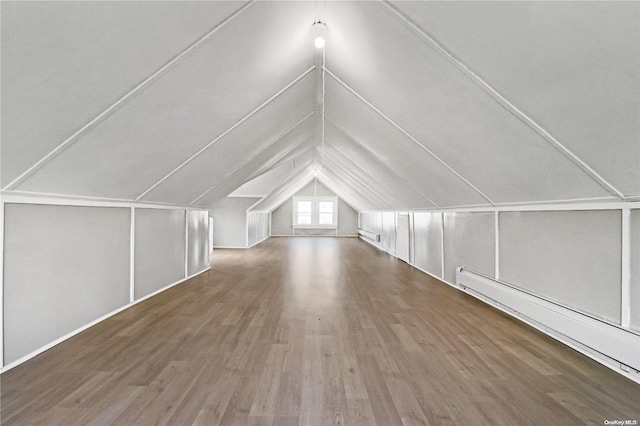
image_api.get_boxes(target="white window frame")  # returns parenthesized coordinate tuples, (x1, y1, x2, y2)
(292, 196, 338, 228)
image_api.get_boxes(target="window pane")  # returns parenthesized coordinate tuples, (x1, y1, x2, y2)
(319, 213, 333, 225)
(298, 201, 312, 213)
(298, 213, 312, 224)
(318, 201, 333, 213)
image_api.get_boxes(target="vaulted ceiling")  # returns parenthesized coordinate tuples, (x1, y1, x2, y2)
(2, 1, 638, 211)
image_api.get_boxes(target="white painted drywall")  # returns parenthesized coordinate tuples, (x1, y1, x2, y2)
(248, 211, 269, 247)
(382, 212, 396, 254)
(443, 212, 495, 283)
(337, 199, 358, 236)
(413, 212, 443, 278)
(3, 203, 130, 364)
(628, 209, 639, 331)
(396, 213, 410, 262)
(134, 208, 186, 299)
(271, 200, 293, 236)
(187, 210, 209, 275)
(499, 210, 622, 323)
(296, 179, 334, 197)
(209, 197, 260, 248)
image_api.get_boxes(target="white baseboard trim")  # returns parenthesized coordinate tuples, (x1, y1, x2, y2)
(0, 267, 210, 374)
(272, 234, 358, 238)
(248, 235, 270, 248)
(362, 235, 640, 385)
(461, 285, 640, 385)
(358, 235, 396, 256)
(214, 245, 248, 249)
(456, 268, 640, 384)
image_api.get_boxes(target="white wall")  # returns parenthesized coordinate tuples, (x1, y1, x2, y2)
(443, 212, 495, 283)
(500, 210, 621, 323)
(3, 204, 130, 364)
(413, 212, 443, 278)
(359, 204, 640, 378)
(1, 199, 209, 370)
(338, 198, 358, 236)
(359, 206, 636, 331)
(209, 197, 260, 248)
(631, 209, 640, 332)
(135, 209, 186, 299)
(381, 211, 396, 254)
(271, 200, 293, 236)
(247, 211, 269, 247)
(270, 180, 358, 236)
(188, 210, 210, 275)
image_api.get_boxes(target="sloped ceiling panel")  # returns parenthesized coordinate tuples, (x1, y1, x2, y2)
(310, 178, 363, 212)
(139, 76, 316, 204)
(316, 169, 379, 212)
(321, 146, 409, 209)
(250, 158, 316, 212)
(320, 160, 392, 210)
(391, 0, 640, 197)
(10, 1, 316, 201)
(193, 136, 316, 207)
(1, 0, 244, 186)
(2, 1, 636, 209)
(315, 152, 392, 211)
(324, 1, 617, 204)
(324, 76, 490, 208)
(244, 142, 317, 189)
(324, 122, 436, 209)
(229, 161, 296, 198)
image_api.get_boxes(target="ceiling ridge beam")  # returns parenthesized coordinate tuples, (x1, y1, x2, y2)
(382, 0, 624, 199)
(319, 157, 395, 210)
(324, 67, 495, 206)
(187, 111, 315, 205)
(323, 144, 409, 207)
(3, 0, 257, 192)
(324, 117, 439, 208)
(137, 67, 315, 201)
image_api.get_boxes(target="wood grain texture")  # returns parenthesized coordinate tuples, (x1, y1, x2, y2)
(2, 237, 639, 425)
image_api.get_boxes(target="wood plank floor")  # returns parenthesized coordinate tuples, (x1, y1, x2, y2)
(1, 237, 639, 425)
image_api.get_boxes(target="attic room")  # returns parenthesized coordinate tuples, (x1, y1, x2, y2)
(1, 0, 639, 424)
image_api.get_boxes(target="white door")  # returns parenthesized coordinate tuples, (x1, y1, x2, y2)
(396, 213, 410, 263)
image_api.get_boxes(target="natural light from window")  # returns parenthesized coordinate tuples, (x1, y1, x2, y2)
(293, 196, 338, 227)
(297, 201, 312, 225)
(318, 201, 334, 225)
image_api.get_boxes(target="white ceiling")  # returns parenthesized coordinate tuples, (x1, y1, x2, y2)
(2, 1, 638, 211)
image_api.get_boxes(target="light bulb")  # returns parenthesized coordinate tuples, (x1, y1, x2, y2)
(314, 36, 325, 49)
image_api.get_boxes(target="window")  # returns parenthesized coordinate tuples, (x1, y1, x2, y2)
(293, 196, 338, 227)
(297, 201, 312, 225)
(318, 201, 334, 225)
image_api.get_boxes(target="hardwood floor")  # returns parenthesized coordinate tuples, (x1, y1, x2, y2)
(1, 237, 639, 425)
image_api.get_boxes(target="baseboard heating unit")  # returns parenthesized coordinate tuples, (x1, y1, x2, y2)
(358, 229, 380, 242)
(456, 267, 640, 383)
